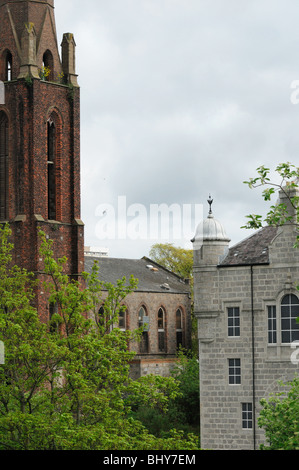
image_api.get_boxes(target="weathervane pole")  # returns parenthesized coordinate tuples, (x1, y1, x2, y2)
(208, 194, 213, 215)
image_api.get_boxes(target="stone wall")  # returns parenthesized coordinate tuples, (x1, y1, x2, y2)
(194, 225, 299, 450)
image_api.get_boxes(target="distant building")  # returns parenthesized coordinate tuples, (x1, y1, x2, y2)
(84, 256, 192, 378)
(192, 193, 299, 450)
(84, 246, 109, 258)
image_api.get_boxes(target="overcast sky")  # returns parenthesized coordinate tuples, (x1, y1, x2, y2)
(55, 0, 299, 258)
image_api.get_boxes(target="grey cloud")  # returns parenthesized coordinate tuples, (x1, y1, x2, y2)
(55, 0, 299, 257)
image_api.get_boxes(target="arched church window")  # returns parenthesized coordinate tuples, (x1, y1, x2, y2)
(0, 111, 8, 220)
(119, 309, 127, 331)
(158, 307, 166, 352)
(281, 294, 299, 343)
(176, 308, 184, 349)
(47, 118, 56, 220)
(139, 306, 149, 353)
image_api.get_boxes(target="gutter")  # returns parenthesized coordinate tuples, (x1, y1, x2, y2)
(250, 265, 257, 451)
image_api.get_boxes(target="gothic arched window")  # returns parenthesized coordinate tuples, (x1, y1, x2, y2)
(0, 111, 8, 220)
(176, 308, 184, 349)
(47, 118, 56, 220)
(119, 309, 127, 331)
(158, 307, 166, 352)
(139, 306, 149, 353)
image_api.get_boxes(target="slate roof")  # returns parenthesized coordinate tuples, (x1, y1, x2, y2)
(84, 256, 190, 294)
(219, 225, 279, 266)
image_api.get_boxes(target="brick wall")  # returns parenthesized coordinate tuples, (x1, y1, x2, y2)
(0, 0, 84, 322)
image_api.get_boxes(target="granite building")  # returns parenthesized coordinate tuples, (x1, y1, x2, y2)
(192, 193, 299, 450)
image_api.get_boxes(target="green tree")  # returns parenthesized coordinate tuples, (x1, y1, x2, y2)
(149, 243, 193, 280)
(0, 225, 199, 450)
(243, 162, 299, 233)
(149, 243, 197, 353)
(170, 349, 200, 430)
(258, 378, 299, 450)
(130, 350, 200, 439)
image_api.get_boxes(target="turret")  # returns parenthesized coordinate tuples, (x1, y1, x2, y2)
(192, 196, 230, 325)
(192, 195, 230, 266)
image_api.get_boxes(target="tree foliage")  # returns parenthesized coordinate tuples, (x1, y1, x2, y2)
(0, 225, 199, 450)
(149, 243, 193, 280)
(258, 378, 299, 450)
(243, 162, 299, 235)
(130, 349, 200, 439)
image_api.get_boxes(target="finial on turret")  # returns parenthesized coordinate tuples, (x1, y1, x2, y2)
(208, 194, 213, 215)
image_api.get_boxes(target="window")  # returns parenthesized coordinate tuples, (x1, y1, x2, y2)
(228, 307, 240, 337)
(242, 403, 253, 429)
(0, 111, 8, 220)
(228, 359, 241, 385)
(139, 306, 149, 353)
(97, 305, 110, 333)
(47, 118, 56, 220)
(176, 308, 183, 349)
(158, 307, 166, 352)
(97, 305, 105, 328)
(119, 309, 127, 331)
(267, 306, 277, 344)
(49, 302, 59, 333)
(42, 50, 54, 81)
(5, 51, 12, 81)
(281, 294, 299, 343)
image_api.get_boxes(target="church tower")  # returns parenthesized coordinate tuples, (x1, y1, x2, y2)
(0, 0, 84, 321)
